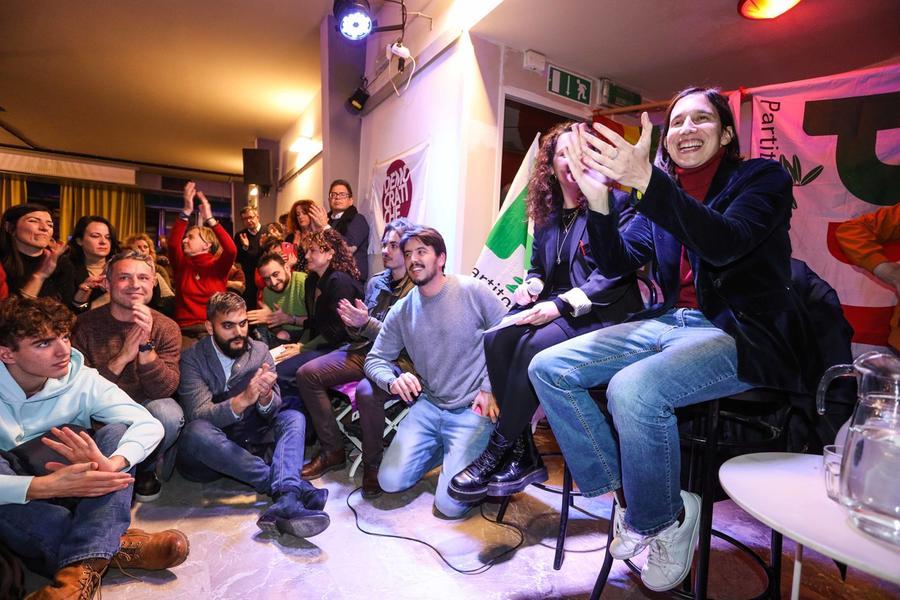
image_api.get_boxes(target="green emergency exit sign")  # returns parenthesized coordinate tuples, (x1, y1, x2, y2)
(547, 66, 592, 106)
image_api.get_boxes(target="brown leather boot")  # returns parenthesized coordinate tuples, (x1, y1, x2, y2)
(111, 529, 189, 570)
(25, 558, 108, 599)
(301, 448, 346, 480)
(362, 464, 382, 499)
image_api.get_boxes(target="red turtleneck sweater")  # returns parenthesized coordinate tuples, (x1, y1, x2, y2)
(673, 148, 725, 309)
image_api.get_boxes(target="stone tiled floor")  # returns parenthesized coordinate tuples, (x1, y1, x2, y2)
(23, 452, 899, 599)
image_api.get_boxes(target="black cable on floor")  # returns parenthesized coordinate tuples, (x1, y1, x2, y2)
(345, 487, 525, 575)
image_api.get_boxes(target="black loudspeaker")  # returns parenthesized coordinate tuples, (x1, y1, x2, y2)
(242, 148, 273, 186)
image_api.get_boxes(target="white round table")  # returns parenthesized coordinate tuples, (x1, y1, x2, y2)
(719, 452, 900, 600)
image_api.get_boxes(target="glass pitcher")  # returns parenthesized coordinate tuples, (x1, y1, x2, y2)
(816, 351, 900, 546)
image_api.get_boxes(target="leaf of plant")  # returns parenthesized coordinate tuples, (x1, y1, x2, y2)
(779, 154, 797, 182)
(792, 154, 802, 180)
(799, 165, 824, 186)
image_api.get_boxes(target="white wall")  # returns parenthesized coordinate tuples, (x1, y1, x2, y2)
(277, 90, 324, 214)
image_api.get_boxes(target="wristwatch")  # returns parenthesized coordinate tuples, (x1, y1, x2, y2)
(138, 340, 156, 353)
(204, 217, 219, 227)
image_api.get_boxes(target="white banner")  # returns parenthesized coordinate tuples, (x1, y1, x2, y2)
(749, 64, 900, 346)
(364, 140, 429, 255)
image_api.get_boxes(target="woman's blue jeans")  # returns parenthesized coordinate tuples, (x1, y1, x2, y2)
(528, 308, 750, 535)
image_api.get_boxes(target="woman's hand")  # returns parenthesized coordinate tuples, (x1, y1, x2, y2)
(564, 133, 612, 215)
(197, 190, 213, 222)
(337, 298, 369, 328)
(577, 112, 654, 194)
(183, 181, 196, 214)
(514, 301, 560, 327)
(35, 240, 67, 279)
(309, 203, 329, 230)
(512, 281, 538, 306)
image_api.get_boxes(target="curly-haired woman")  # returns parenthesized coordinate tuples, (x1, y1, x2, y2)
(449, 122, 643, 504)
(275, 228, 363, 399)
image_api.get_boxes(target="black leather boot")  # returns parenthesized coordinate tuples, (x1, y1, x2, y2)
(487, 428, 548, 496)
(448, 429, 515, 503)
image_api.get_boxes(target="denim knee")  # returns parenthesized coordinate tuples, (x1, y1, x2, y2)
(527, 347, 559, 386)
(179, 419, 217, 450)
(274, 409, 306, 435)
(606, 370, 669, 422)
(93, 422, 128, 455)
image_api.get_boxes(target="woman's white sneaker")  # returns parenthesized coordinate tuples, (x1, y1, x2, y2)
(609, 500, 650, 560)
(640, 491, 701, 592)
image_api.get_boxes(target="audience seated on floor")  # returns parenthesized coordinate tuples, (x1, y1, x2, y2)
(274, 229, 363, 399)
(297, 217, 417, 499)
(72, 250, 185, 503)
(0, 296, 188, 600)
(364, 226, 507, 520)
(176, 291, 330, 539)
(247, 251, 308, 346)
(167, 181, 237, 348)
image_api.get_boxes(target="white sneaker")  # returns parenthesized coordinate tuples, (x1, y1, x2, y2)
(608, 499, 650, 560)
(641, 491, 701, 592)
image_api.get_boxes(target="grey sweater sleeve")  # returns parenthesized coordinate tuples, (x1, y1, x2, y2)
(364, 304, 406, 393)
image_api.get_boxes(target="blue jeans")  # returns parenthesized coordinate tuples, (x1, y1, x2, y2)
(528, 308, 751, 535)
(141, 397, 184, 476)
(176, 410, 306, 496)
(378, 397, 493, 519)
(0, 423, 133, 575)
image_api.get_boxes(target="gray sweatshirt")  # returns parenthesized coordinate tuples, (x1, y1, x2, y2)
(364, 274, 506, 410)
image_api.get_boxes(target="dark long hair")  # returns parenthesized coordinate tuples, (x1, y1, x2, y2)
(304, 228, 360, 281)
(67, 215, 119, 266)
(655, 86, 742, 176)
(526, 122, 586, 228)
(0, 203, 53, 285)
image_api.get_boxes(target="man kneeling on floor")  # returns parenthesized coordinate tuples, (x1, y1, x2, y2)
(0, 297, 188, 600)
(176, 291, 329, 538)
(364, 226, 507, 519)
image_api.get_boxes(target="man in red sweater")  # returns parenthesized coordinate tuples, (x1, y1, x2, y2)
(167, 181, 237, 348)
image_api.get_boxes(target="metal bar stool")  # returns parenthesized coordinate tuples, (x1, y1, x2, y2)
(591, 389, 793, 600)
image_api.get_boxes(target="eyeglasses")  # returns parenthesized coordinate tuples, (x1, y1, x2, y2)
(328, 192, 350, 199)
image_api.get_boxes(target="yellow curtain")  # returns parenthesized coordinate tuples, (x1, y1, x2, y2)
(0, 173, 27, 214)
(58, 182, 144, 242)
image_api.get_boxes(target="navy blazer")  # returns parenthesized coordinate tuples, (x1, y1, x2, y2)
(528, 194, 642, 335)
(588, 158, 821, 394)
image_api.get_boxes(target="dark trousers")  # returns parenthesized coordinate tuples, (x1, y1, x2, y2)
(485, 320, 571, 439)
(0, 423, 133, 576)
(296, 349, 392, 466)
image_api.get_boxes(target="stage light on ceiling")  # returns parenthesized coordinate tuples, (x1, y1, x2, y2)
(334, 0, 373, 40)
(738, 0, 803, 19)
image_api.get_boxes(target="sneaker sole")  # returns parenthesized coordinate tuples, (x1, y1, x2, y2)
(134, 490, 162, 503)
(641, 500, 702, 592)
(301, 462, 347, 481)
(486, 467, 549, 497)
(446, 482, 489, 503)
(275, 513, 331, 538)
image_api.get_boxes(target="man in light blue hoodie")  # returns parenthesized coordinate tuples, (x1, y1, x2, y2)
(0, 296, 189, 599)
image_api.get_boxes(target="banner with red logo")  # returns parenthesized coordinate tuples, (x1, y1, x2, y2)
(365, 140, 429, 255)
(748, 64, 900, 348)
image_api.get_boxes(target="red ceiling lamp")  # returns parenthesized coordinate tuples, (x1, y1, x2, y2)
(738, 0, 803, 19)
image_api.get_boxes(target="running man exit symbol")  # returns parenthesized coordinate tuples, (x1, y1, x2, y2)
(547, 66, 593, 106)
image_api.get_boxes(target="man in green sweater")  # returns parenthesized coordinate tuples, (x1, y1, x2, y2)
(364, 226, 506, 519)
(247, 253, 307, 345)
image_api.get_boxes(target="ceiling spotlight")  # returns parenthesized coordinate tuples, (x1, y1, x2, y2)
(738, 0, 803, 19)
(334, 0, 373, 40)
